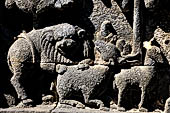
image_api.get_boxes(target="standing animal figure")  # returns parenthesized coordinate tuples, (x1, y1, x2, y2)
(55, 39, 123, 110)
(7, 23, 90, 107)
(115, 66, 156, 111)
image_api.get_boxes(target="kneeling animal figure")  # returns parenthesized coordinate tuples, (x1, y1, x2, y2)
(56, 65, 111, 109)
(56, 40, 121, 109)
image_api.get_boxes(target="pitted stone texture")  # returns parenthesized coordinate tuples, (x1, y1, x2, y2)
(7, 23, 90, 107)
(115, 66, 156, 111)
(144, 28, 170, 66)
(94, 40, 120, 65)
(0, 107, 160, 113)
(153, 28, 170, 64)
(5, 0, 75, 13)
(90, 0, 133, 42)
(0, 105, 55, 113)
(57, 65, 111, 109)
(121, 0, 159, 10)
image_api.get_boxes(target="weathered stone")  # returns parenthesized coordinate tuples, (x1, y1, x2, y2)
(2, 0, 170, 112)
(115, 66, 156, 111)
(7, 23, 92, 107)
(56, 65, 111, 109)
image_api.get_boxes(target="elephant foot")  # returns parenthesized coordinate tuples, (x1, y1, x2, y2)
(139, 107, 148, 112)
(16, 99, 34, 108)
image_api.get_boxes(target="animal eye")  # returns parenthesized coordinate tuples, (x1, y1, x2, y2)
(69, 35, 73, 39)
(165, 40, 170, 45)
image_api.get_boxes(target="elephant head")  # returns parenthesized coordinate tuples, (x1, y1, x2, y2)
(40, 23, 90, 64)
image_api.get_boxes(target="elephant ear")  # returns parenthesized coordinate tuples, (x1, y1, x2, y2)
(40, 30, 56, 62)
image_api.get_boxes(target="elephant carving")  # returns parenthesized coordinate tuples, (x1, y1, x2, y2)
(7, 23, 91, 107)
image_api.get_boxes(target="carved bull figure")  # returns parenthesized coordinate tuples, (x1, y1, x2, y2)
(7, 23, 90, 107)
(55, 39, 123, 110)
(56, 65, 110, 110)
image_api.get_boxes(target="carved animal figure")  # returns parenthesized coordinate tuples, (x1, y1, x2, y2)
(115, 66, 156, 111)
(56, 65, 111, 109)
(153, 28, 170, 64)
(144, 28, 170, 65)
(55, 39, 122, 109)
(7, 23, 89, 107)
(94, 40, 121, 65)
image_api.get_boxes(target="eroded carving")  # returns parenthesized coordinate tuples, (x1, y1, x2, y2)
(2, 0, 170, 112)
(56, 65, 110, 110)
(7, 23, 90, 107)
(115, 66, 156, 112)
(144, 28, 170, 65)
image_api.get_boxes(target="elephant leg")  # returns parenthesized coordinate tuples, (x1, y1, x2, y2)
(11, 62, 33, 107)
(11, 72, 27, 100)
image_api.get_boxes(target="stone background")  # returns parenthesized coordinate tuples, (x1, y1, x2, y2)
(1, 0, 170, 112)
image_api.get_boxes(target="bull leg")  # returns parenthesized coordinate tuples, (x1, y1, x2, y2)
(117, 87, 125, 111)
(138, 87, 148, 112)
(11, 62, 33, 107)
(57, 88, 85, 109)
(83, 93, 108, 111)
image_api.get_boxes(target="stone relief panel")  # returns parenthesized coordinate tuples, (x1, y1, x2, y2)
(1, 0, 170, 112)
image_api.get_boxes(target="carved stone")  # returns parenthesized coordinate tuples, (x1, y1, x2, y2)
(7, 23, 90, 107)
(1, 0, 170, 112)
